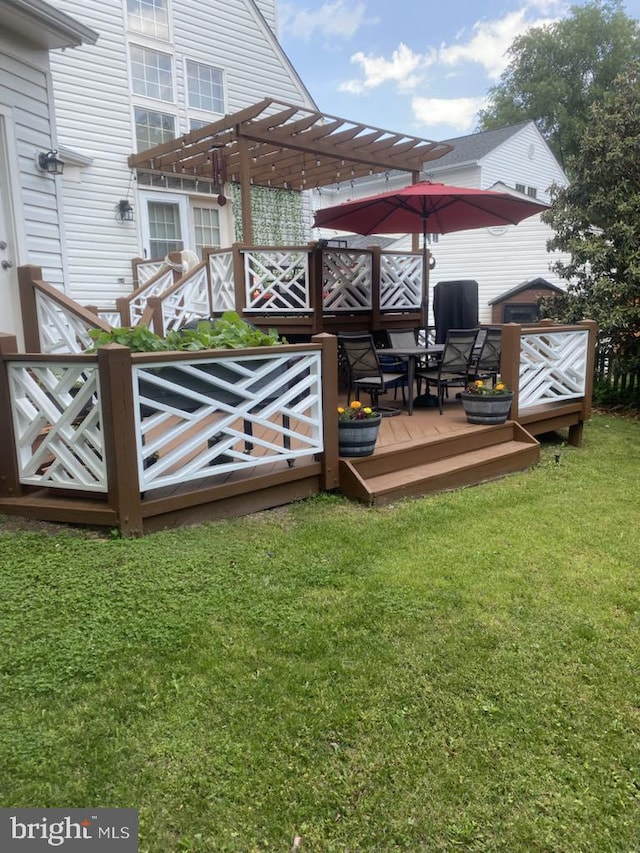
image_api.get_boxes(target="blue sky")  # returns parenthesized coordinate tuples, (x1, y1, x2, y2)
(278, 0, 640, 142)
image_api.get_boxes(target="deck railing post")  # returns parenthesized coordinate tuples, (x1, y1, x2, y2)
(116, 296, 131, 326)
(0, 334, 23, 498)
(499, 323, 522, 420)
(568, 318, 598, 446)
(314, 333, 339, 491)
(18, 265, 43, 352)
(232, 243, 246, 316)
(370, 245, 382, 330)
(97, 344, 143, 536)
(146, 296, 164, 337)
(309, 242, 324, 335)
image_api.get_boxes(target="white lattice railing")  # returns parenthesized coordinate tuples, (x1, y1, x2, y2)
(96, 310, 122, 328)
(8, 361, 106, 492)
(322, 251, 372, 311)
(132, 350, 323, 492)
(244, 250, 311, 312)
(380, 252, 422, 311)
(35, 291, 101, 354)
(128, 268, 175, 326)
(159, 266, 211, 333)
(135, 260, 165, 286)
(518, 329, 589, 409)
(209, 251, 235, 312)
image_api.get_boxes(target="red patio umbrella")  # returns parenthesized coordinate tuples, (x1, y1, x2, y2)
(313, 181, 549, 329)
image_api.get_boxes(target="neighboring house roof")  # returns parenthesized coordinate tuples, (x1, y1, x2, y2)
(488, 277, 564, 305)
(337, 235, 397, 250)
(2, 0, 98, 49)
(427, 122, 532, 170)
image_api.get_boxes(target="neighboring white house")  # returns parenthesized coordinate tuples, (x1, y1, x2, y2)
(0, 0, 97, 344)
(45, 0, 316, 308)
(312, 121, 571, 325)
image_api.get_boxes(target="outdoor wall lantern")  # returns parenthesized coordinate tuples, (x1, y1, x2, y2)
(116, 199, 134, 222)
(37, 150, 65, 175)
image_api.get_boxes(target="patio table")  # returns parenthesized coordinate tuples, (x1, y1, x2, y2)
(380, 345, 444, 415)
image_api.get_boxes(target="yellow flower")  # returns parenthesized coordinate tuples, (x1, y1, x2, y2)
(337, 407, 345, 414)
(495, 382, 505, 391)
(363, 407, 373, 415)
(475, 380, 484, 389)
(350, 401, 362, 410)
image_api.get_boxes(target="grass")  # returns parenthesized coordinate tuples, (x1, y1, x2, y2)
(0, 412, 639, 852)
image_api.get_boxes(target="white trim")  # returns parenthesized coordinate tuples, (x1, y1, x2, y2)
(0, 106, 28, 265)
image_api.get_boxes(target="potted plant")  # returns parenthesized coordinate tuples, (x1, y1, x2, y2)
(337, 401, 382, 457)
(460, 378, 513, 425)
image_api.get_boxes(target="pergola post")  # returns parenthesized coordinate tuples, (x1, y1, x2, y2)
(238, 136, 253, 244)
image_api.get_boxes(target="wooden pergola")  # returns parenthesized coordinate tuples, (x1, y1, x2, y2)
(127, 98, 453, 244)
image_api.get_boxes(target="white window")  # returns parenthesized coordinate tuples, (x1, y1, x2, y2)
(130, 45, 173, 101)
(515, 182, 526, 194)
(134, 108, 175, 152)
(193, 206, 221, 254)
(127, 0, 169, 40)
(186, 61, 224, 114)
(189, 118, 210, 131)
(140, 195, 188, 259)
(527, 186, 538, 199)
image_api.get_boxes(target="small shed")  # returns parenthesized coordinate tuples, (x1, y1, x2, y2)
(488, 277, 564, 324)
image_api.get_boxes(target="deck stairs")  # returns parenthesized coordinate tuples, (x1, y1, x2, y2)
(338, 420, 540, 506)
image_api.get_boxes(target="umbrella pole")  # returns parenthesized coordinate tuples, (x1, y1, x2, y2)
(422, 217, 429, 342)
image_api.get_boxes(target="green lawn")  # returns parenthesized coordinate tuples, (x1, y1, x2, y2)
(1, 412, 639, 852)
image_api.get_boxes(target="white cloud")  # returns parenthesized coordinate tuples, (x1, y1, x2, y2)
(411, 96, 488, 133)
(279, 1, 371, 41)
(439, 7, 560, 80)
(339, 43, 434, 94)
(336, 0, 566, 98)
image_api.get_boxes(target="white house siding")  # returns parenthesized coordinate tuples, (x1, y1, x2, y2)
(48, 0, 315, 308)
(414, 123, 570, 323)
(476, 124, 567, 202)
(0, 32, 65, 288)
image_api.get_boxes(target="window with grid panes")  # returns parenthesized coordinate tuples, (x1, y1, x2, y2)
(186, 61, 224, 113)
(193, 206, 221, 254)
(127, 0, 169, 40)
(148, 201, 184, 258)
(130, 45, 173, 101)
(134, 108, 175, 151)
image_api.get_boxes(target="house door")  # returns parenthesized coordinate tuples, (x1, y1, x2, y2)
(139, 192, 188, 260)
(139, 191, 227, 260)
(0, 110, 24, 347)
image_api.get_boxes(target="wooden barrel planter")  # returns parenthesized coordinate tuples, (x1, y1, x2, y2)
(338, 415, 382, 457)
(460, 392, 513, 425)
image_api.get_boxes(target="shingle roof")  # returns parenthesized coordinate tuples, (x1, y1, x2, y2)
(487, 277, 564, 305)
(427, 122, 531, 170)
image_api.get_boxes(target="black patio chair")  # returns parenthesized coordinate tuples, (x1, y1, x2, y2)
(414, 328, 479, 414)
(469, 327, 502, 386)
(338, 334, 407, 409)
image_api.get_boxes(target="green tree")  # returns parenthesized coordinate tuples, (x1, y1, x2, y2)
(540, 62, 640, 384)
(477, 1, 640, 170)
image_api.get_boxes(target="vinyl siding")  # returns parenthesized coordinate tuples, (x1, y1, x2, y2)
(48, 0, 315, 307)
(410, 122, 570, 322)
(0, 32, 65, 287)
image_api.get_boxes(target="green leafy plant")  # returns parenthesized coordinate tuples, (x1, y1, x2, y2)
(465, 378, 511, 396)
(87, 312, 285, 352)
(337, 401, 379, 420)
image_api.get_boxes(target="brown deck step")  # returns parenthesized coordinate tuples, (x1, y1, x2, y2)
(339, 421, 539, 506)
